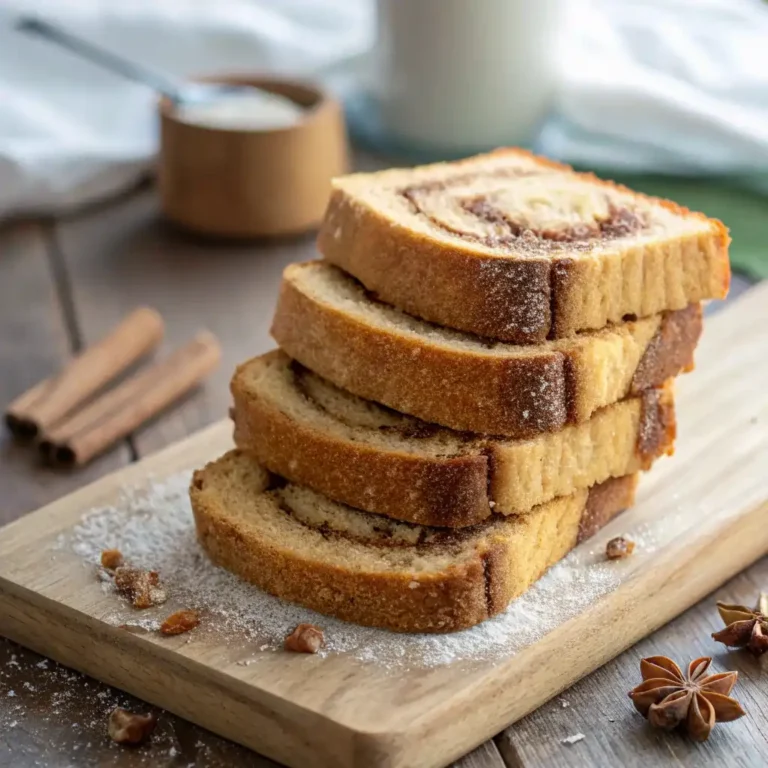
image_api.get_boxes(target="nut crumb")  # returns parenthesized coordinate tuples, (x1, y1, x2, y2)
(114, 566, 167, 608)
(606, 536, 635, 560)
(561, 733, 585, 745)
(285, 623, 324, 654)
(100, 549, 123, 570)
(107, 707, 157, 745)
(160, 610, 200, 636)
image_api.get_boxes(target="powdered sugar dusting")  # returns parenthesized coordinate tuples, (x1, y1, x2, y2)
(57, 470, 673, 670)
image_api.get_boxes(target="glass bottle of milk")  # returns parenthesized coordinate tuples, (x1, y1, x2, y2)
(370, 0, 567, 153)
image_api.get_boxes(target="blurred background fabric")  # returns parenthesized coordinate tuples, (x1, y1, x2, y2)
(0, 0, 766, 276)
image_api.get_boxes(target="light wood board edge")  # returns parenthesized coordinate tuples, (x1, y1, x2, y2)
(0, 584, 366, 766)
(401, 497, 768, 767)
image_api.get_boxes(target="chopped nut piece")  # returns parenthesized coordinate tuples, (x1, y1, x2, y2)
(606, 536, 635, 560)
(114, 566, 167, 609)
(107, 707, 157, 745)
(160, 610, 200, 636)
(285, 623, 324, 654)
(100, 549, 124, 570)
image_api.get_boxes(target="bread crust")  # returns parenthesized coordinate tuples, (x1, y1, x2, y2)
(232, 351, 675, 527)
(270, 263, 700, 437)
(190, 451, 637, 633)
(318, 148, 730, 343)
(232, 381, 489, 529)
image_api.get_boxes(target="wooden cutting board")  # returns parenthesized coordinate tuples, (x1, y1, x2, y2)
(1, 283, 768, 768)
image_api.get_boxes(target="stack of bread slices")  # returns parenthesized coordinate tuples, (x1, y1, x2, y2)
(190, 149, 731, 634)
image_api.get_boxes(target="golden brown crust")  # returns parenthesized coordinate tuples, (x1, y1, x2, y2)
(637, 386, 677, 468)
(631, 303, 702, 392)
(318, 148, 730, 343)
(231, 351, 675, 527)
(231, 380, 490, 528)
(578, 473, 640, 543)
(190, 451, 637, 633)
(270, 263, 698, 437)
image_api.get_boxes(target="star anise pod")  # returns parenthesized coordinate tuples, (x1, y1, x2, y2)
(629, 656, 745, 741)
(712, 593, 768, 657)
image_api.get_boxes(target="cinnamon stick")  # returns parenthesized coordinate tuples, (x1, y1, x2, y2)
(39, 331, 221, 468)
(5, 307, 164, 440)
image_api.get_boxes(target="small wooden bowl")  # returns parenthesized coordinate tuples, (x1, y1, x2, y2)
(158, 76, 349, 238)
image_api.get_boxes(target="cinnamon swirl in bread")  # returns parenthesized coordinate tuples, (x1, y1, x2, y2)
(271, 261, 700, 437)
(231, 350, 674, 527)
(318, 148, 729, 343)
(191, 450, 637, 633)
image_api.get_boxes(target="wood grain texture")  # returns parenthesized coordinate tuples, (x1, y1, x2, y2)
(0, 281, 766, 768)
(497, 272, 762, 768)
(54, 190, 316, 455)
(0, 223, 129, 523)
(498, 557, 768, 767)
(454, 741, 507, 768)
(0, 637, 281, 768)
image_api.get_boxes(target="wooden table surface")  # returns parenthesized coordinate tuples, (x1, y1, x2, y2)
(0, 183, 765, 768)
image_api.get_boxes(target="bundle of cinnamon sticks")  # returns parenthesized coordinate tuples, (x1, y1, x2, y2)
(4, 307, 221, 468)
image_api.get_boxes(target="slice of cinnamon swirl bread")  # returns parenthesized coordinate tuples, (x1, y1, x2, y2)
(318, 148, 730, 343)
(190, 450, 637, 633)
(271, 262, 700, 437)
(231, 350, 674, 527)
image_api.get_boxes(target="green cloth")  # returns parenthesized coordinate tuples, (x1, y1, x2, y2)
(598, 174, 768, 279)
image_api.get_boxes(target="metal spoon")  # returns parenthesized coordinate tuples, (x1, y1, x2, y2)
(15, 16, 284, 108)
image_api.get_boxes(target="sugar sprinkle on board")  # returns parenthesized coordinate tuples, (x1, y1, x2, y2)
(55, 469, 697, 671)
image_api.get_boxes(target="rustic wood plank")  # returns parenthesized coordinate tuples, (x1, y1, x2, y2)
(0, 638, 279, 767)
(0, 222, 134, 766)
(497, 272, 763, 768)
(1, 197, 313, 768)
(0, 628, 505, 768)
(0, 222, 129, 522)
(54, 190, 317, 456)
(1, 628, 503, 768)
(454, 741, 507, 768)
(498, 557, 768, 768)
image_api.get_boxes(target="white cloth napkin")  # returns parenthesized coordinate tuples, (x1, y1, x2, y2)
(0, 0, 767, 218)
(543, 0, 768, 175)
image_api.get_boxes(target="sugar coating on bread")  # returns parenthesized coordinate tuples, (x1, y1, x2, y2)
(232, 350, 675, 526)
(191, 450, 638, 632)
(271, 261, 700, 437)
(334, 150, 710, 255)
(318, 148, 730, 342)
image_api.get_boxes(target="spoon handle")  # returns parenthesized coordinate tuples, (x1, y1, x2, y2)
(16, 16, 184, 102)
